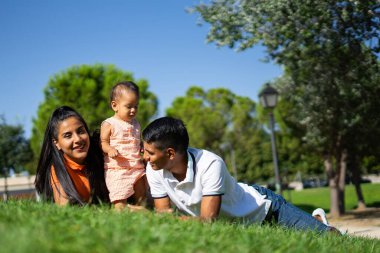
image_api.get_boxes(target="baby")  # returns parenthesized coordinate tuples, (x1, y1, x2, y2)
(100, 81, 146, 210)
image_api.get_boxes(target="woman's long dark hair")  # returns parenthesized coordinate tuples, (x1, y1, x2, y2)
(35, 106, 109, 205)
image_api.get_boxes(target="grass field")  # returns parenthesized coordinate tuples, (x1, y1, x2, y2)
(286, 183, 380, 213)
(0, 184, 379, 253)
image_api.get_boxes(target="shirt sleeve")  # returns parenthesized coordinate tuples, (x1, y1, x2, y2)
(201, 159, 226, 196)
(146, 164, 168, 198)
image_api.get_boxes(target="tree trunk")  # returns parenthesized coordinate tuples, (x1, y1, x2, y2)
(325, 155, 340, 217)
(326, 149, 347, 218)
(338, 150, 347, 215)
(350, 155, 366, 210)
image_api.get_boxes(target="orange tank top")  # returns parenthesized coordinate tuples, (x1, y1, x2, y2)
(51, 154, 91, 202)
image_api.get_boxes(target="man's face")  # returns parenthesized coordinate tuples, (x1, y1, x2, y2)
(143, 142, 170, 170)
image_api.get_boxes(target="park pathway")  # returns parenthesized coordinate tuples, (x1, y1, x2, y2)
(328, 207, 380, 240)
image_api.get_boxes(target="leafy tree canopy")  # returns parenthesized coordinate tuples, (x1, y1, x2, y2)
(192, 1, 379, 55)
(0, 116, 33, 174)
(166, 86, 273, 182)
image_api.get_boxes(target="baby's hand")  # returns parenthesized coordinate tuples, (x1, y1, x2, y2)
(108, 148, 119, 158)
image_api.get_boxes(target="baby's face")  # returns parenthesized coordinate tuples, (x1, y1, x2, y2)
(112, 90, 139, 122)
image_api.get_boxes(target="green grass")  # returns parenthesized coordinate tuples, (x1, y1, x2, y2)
(285, 183, 380, 213)
(0, 199, 379, 253)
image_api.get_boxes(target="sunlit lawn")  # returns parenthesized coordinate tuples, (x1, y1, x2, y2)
(1, 184, 379, 253)
(285, 183, 380, 213)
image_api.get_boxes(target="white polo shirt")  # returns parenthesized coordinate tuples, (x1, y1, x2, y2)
(146, 148, 272, 225)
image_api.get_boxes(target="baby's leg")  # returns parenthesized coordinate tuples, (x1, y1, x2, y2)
(105, 169, 132, 211)
(113, 199, 128, 211)
(125, 176, 149, 212)
(132, 175, 148, 205)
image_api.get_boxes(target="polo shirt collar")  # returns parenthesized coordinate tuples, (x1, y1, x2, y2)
(183, 150, 195, 183)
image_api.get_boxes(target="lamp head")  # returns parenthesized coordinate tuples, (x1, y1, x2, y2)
(259, 83, 278, 109)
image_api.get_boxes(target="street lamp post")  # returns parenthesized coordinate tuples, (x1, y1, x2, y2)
(259, 84, 282, 195)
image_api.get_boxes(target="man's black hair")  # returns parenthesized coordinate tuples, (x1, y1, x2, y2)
(142, 117, 189, 154)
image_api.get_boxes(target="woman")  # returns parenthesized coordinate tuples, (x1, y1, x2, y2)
(35, 106, 109, 205)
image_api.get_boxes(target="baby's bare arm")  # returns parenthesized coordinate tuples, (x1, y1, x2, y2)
(100, 122, 119, 158)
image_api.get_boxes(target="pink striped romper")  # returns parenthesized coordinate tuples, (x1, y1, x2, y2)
(102, 117, 145, 202)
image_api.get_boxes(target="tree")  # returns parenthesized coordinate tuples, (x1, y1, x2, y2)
(0, 116, 33, 175)
(277, 51, 380, 215)
(30, 64, 158, 172)
(343, 61, 380, 210)
(166, 86, 272, 183)
(192, 1, 380, 216)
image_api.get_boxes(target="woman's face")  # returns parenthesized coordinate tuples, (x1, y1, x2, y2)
(53, 116, 90, 165)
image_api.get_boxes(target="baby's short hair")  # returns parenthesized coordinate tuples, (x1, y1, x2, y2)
(110, 81, 139, 105)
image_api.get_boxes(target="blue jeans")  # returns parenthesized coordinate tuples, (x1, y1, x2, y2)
(252, 184, 330, 233)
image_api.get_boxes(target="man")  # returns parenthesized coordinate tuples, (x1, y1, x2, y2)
(142, 117, 340, 234)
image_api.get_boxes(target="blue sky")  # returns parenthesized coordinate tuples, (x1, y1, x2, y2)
(0, 0, 282, 138)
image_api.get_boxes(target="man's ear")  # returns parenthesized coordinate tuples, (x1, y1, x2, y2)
(53, 139, 61, 150)
(167, 148, 176, 160)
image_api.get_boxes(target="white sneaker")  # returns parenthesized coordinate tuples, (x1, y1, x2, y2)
(312, 208, 329, 226)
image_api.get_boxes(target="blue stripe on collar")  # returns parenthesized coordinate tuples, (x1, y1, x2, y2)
(189, 151, 196, 177)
